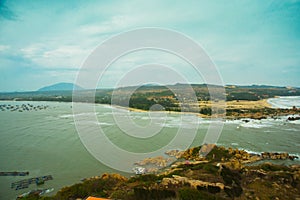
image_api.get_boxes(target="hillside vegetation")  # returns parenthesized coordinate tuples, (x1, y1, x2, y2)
(1, 84, 300, 118)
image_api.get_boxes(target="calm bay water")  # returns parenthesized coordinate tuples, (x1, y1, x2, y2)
(0, 98, 299, 199)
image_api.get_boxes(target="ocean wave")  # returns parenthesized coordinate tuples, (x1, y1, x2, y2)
(288, 120, 300, 125)
(239, 121, 273, 129)
(95, 122, 113, 126)
(59, 112, 99, 118)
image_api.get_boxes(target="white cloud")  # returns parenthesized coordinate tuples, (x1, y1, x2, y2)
(21, 44, 89, 69)
(79, 15, 137, 36)
(1, 0, 300, 91)
(0, 45, 10, 51)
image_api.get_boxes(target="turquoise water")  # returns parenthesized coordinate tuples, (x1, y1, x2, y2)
(0, 100, 300, 199)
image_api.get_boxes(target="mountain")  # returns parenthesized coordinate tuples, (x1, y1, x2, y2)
(38, 82, 84, 91)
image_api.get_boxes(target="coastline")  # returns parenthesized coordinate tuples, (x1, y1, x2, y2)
(1, 98, 299, 119)
(22, 145, 300, 200)
(3, 98, 300, 199)
(110, 98, 300, 119)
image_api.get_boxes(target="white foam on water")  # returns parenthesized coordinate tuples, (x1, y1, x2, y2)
(95, 122, 113, 126)
(268, 96, 300, 109)
(284, 128, 299, 132)
(240, 120, 273, 129)
(288, 120, 300, 125)
(59, 112, 99, 118)
(59, 114, 74, 118)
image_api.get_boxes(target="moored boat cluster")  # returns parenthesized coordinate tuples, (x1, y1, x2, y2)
(0, 103, 49, 112)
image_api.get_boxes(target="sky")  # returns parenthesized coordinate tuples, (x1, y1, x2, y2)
(0, 0, 300, 92)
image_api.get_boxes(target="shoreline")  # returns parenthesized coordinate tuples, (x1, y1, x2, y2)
(27, 145, 300, 200)
(111, 98, 300, 119)
(1, 98, 300, 119)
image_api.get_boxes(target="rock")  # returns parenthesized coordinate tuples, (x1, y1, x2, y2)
(161, 178, 177, 187)
(135, 156, 174, 168)
(289, 155, 299, 160)
(287, 116, 300, 121)
(146, 168, 159, 173)
(199, 144, 216, 157)
(101, 173, 127, 181)
(224, 185, 243, 198)
(207, 185, 221, 194)
(280, 152, 289, 159)
(223, 159, 242, 170)
(185, 169, 194, 177)
(165, 149, 184, 158)
(231, 159, 242, 169)
(261, 152, 294, 160)
(261, 152, 270, 159)
(160, 175, 224, 192)
(243, 155, 261, 164)
(173, 175, 189, 184)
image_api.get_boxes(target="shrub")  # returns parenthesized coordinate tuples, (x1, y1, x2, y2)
(203, 164, 219, 175)
(178, 187, 205, 200)
(260, 163, 290, 172)
(206, 146, 233, 161)
(133, 187, 176, 200)
(128, 174, 160, 183)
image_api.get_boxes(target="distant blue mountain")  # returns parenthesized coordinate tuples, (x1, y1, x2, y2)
(38, 82, 84, 91)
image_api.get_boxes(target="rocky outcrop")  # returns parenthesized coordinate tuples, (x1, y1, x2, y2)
(228, 148, 251, 160)
(101, 173, 127, 182)
(199, 144, 216, 158)
(261, 152, 298, 160)
(30, 145, 300, 200)
(135, 156, 174, 168)
(165, 149, 184, 158)
(287, 116, 300, 121)
(161, 175, 224, 192)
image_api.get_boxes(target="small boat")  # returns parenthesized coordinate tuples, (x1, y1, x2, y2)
(0, 171, 29, 176)
(36, 179, 45, 185)
(11, 175, 53, 190)
(16, 188, 54, 199)
(39, 188, 54, 195)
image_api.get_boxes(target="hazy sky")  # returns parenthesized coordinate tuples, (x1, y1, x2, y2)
(0, 0, 300, 91)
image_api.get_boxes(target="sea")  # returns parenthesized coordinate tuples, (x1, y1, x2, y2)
(0, 96, 299, 199)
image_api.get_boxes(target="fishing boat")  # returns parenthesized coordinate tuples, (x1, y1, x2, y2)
(16, 188, 54, 199)
(0, 171, 29, 176)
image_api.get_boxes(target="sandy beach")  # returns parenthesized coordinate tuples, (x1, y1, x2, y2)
(112, 99, 273, 115)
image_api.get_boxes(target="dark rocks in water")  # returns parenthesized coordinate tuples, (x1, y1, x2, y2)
(261, 152, 298, 160)
(289, 155, 299, 161)
(287, 116, 300, 121)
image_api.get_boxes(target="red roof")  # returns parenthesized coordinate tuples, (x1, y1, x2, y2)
(86, 197, 110, 200)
